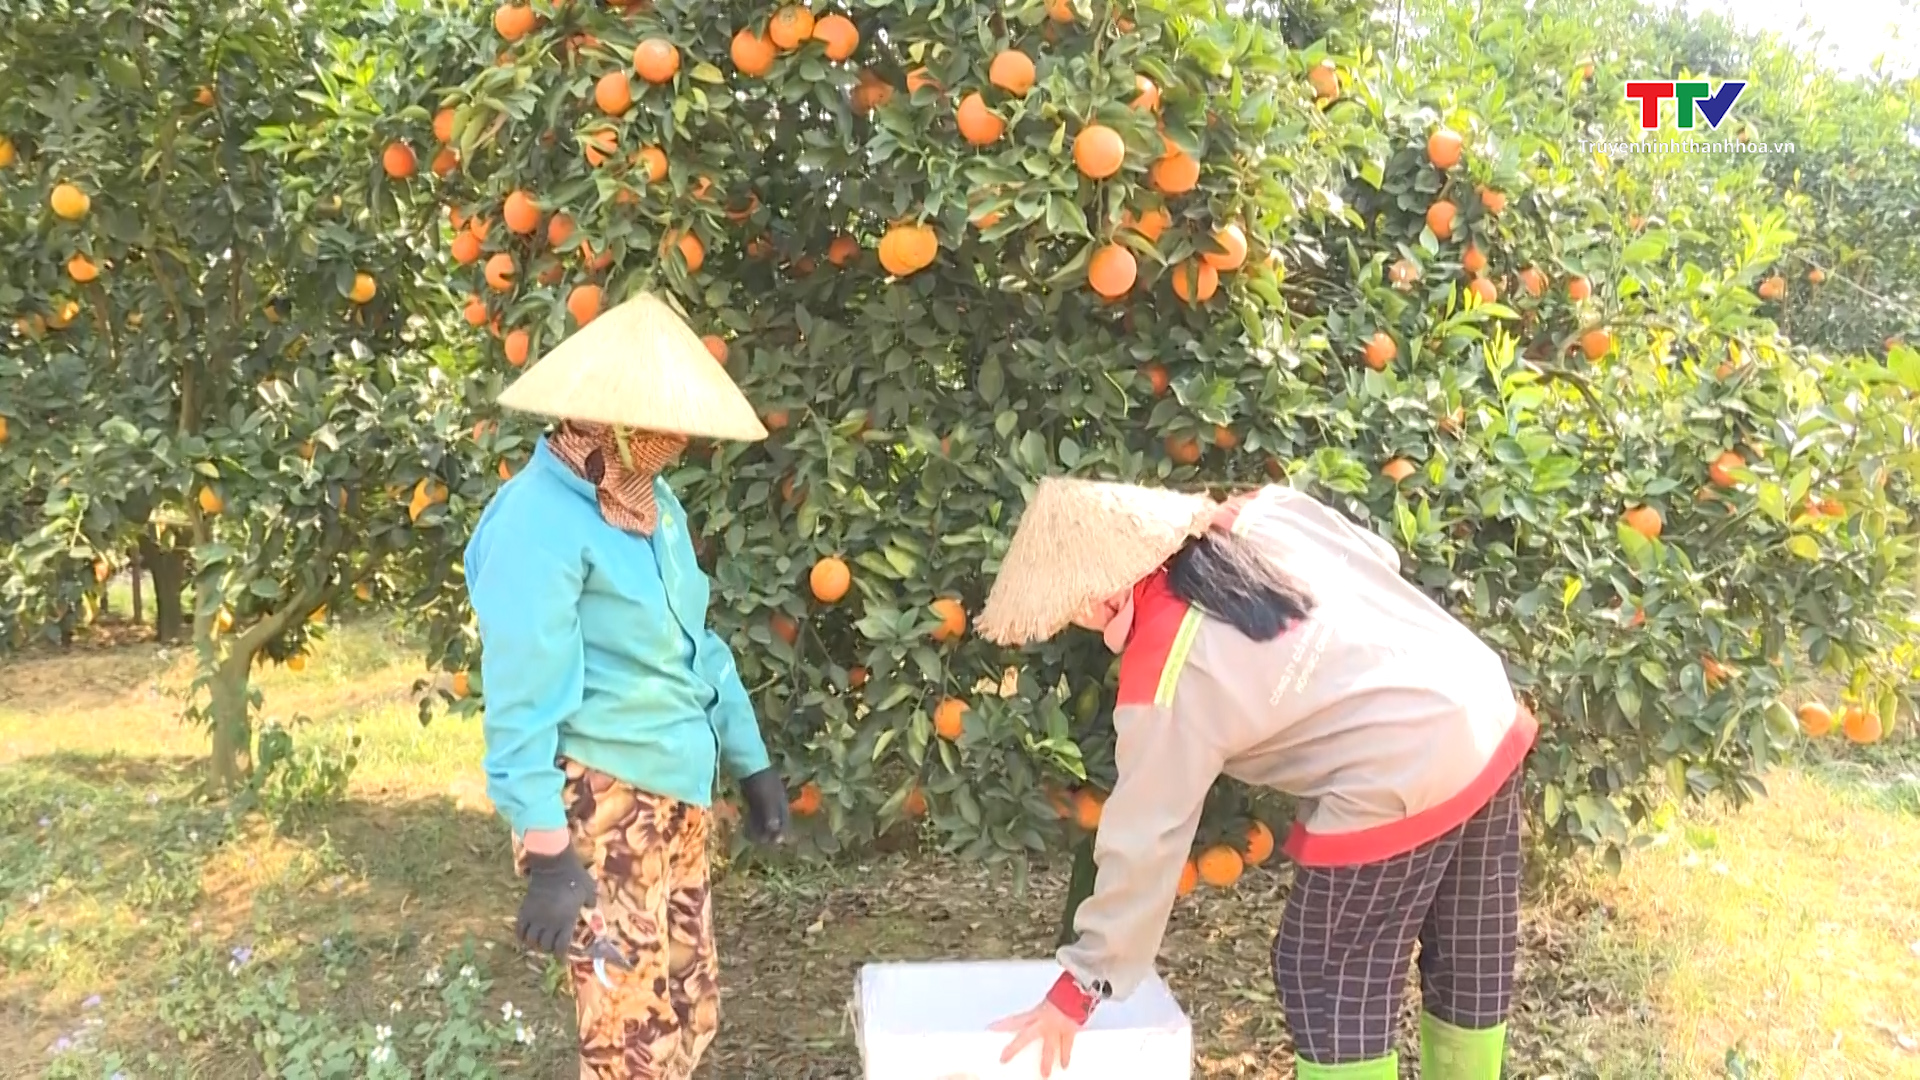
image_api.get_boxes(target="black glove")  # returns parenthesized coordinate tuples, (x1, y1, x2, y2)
(739, 768, 791, 844)
(517, 846, 595, 955)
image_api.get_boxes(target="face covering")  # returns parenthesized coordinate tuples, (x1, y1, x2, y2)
(546, 421, 687, 536)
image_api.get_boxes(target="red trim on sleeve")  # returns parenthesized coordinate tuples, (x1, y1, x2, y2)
(1283, 705, 1539, 867)
(1045, 970, 1099, 1025)
(1115, 572, 1189, 707)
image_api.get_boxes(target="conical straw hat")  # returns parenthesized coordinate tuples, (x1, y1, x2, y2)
(978, 477, 1219, 647)
(496, 291, 768, 441)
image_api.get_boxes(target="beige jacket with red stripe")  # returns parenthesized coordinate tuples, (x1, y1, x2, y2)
(1058, 485, 1535, 1000)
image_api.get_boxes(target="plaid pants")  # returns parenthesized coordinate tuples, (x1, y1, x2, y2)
(1270, 769, 1523, 1065)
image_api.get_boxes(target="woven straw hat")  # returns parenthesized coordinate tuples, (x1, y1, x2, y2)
(978, 477, 1220, 647)
(496, 291, 768, 441)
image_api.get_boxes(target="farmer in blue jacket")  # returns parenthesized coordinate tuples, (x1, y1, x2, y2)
(463, 292, 788, 1080)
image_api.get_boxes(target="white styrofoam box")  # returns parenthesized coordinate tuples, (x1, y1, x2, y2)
(855, 959, 1192, 1080)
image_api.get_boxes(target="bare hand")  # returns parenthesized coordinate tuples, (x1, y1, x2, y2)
(990, 998, 1082, 1077)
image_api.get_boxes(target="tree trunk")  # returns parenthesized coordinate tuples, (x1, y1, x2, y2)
(130, 545, 144, 626)
(141, 534, 187, 643)
(1055, 836, 1098, 949)
(207, 657, 254, 792)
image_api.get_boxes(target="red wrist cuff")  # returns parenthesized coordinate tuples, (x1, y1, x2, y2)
(1046, 970, 1100, 1026)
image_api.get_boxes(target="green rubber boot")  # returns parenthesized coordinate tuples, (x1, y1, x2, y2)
(1294, 1052, 1398, 1080)
(1421, 1012, 1507, 1078)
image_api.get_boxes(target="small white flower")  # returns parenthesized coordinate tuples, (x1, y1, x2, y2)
(188, 830, 199, 842)
(515, 1023, 535, 1046)
(458, 964, 475, 980)
(389, 1000, 403, 1015)
(375, 1024, 392, 1042)
(423, 966, 443, 986)
(501, 1001, 521, 1022)
(370, 1044, 392, 1065)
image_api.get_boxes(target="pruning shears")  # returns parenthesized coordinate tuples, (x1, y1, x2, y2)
(571, 907, 634, 989)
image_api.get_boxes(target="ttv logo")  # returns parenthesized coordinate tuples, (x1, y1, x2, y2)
(1623, 80, 1747, 130)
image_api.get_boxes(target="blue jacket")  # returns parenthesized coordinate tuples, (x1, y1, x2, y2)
(463, 439, 772, 834)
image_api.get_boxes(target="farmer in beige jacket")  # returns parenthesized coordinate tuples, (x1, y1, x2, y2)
(979, 478, 1535, 1080)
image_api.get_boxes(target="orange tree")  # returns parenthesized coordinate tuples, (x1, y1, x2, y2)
(391, 0, 1916, 894)
(0, 0, 474, 789)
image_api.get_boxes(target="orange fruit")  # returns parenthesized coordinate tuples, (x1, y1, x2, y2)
(1204, 223, 1247, 271)
(850, 69, 895, 111)
(1462, 244, 1487, 275)
(1245, 821, 1275, 866)
(567, 284, 602, 326)
(878, 222, 939, 277)
(1213, 425, 1240, 450)
(931, 597, 967, 642)
(1196, 845, 1243, 887)
(956, 93, 1005, 146)
(1143, 362, 1171, 396)
(430, 147, 459, 176)
(1468, 276, 1497, 303)
(902, 786, 928, 817)
(382, 142, 417, 179)
(1622, 505, 1662, 540)
(906, 66, 940, 93)
(769, 6, 815, 51)
(595, 71, 632, 115)
(348, 272, 377, 304)
(810, 556, 852, 603)
(494, 3, 534, 40)
(503, 190, 540, 234)
(1579, 328, 1612, 360)
(484, 252, 516, 291)
(790, 782, 822, 816)
(536, 259, 565, 286)
(764, 409, 791, 432)
(664, 230, 705, 273)
(1087, 243, 1137, 298)
(1567, 274, 1592, 301)
(1427, 127, 1464, 169)
(1425, 199, 1456, 239)
(989, 49, 1037, 96)
(1122, 206, 1170, 242)
(1073, 124, 1125, 179)
(1843, 705, 1882, 745)
(1518, 267, 1546, 298)
(1796, 702, 1834, 738)
(633, 38, 680, 83)
(1382, 458, 1416, 483)
(49, 183, 90, 220)
(827, 234, 861, 266)
(933, 697, 968, 741)
(634, 145, 669, 183)
(463, 294, 488, 326)
(811, 14, 859, 61)
(1165, 433, 1202, 465)
(848, 666, 869, 689)
(1150, 140, 1200, 194)
(1478, 185, 1507, 215)
(547, 212, 576, 249)
(433, 108, 456, 143)
(1177, 859, 1199, 897)
(1307, 60, 1340, 101)
(1758, 275, 1786, 301)
(66, 254, 99, 283)
(1707, 450, 1743, 488)
(193, 85, 216, 106)
(703, 334, 729, 365)
(450, 231, 482, 265)
(1367, 330, 1397, 367)
(731, 28, 777, 76)
(197, 487, 225, 515)
(1807, 267, 1826, 284)
(1047, 0, 1074, 21)
(1388, 258, 1420, 287)
(503, 328, 531, 366)
(1072, 790, 1105, 831)
(1169, 259, 1217, 304)
(1124, 74, 1162, 113)
(771, 612, 801, 645)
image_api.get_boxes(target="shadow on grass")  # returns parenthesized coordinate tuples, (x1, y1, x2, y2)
(0, 749, 572, 1080)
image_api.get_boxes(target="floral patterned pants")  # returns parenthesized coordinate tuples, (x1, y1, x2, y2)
(516, 760, 720, 1080)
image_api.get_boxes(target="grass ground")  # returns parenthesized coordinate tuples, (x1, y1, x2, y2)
(1, 619, 1916, 1078)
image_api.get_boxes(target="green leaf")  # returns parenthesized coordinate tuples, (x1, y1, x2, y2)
(1787, 534, 1820, 560)
(690, 62, 725, 84)
(1542, 783, 1563, 825)
(1615, 679, 1642, 722)
(1757, 482, 1787, 522)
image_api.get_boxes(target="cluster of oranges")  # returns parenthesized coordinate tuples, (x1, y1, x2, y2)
(1795, 700, 1884, 745)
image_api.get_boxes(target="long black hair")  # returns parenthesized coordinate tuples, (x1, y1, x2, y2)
(1165, 529, 1314, 642)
